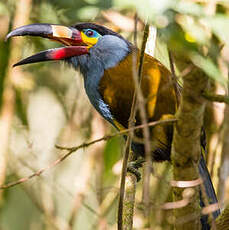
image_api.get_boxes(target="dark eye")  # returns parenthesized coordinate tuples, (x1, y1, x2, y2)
(86, 30, 94, 37)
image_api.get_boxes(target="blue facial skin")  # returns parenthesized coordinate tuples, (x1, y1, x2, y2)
(68, 34, 130, 125)
(82, 29, 101, 38)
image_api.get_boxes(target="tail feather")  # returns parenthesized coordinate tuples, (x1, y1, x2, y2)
(198, 153, 220, 229)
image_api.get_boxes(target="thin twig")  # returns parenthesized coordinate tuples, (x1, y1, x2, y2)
(13, 155, 100, 217)
(132, 19, 152, 220)
(118, 15, 140, 230)
(202, 92, 229, 104)
(135, 23, 152, 220)
(118, 20, 151, 230)
(133, 13, 138, 46)
(0, 119, 177, 190)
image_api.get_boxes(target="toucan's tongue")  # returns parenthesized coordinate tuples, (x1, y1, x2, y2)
(6, 23, 89, 67)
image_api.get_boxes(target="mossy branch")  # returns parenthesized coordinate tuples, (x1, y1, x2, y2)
(216, 204, 229, 229)
(122, 173, 137, 230)
(202, 91, 229, 104)
(171, 58, 209, 229)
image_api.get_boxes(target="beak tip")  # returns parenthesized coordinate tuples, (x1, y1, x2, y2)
(5, 30, 15, 41)
(5, 31, 15, 42)
(5, 34, 10, 42)
(13, 62, 20, 67)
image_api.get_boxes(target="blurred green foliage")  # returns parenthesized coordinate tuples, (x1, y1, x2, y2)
(0, 0, 228, 229)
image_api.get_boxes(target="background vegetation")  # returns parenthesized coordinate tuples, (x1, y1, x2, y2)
(0, 0, 229, 229)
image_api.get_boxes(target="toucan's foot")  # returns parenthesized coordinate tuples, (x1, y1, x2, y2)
(127, 166, 141, 181)
(127, 158, 145, 182)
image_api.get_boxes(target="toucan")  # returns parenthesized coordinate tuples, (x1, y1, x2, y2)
(6, 22, 220, 228)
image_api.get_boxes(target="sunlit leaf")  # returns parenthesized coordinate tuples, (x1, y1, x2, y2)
(39, 2, 62, 24)
(174, 1, 204, 16)
(103, 136, 122, 182)
(84, 0, 99, 4)
(190, 52, 227, 86)
(113, 0, 138, 10)
(202, 14, 229, 46)
(154, 36, 169, 67)
(176, 15, 209, 45)
(77, 6, 99, 20)
(114, 0, 175, 21)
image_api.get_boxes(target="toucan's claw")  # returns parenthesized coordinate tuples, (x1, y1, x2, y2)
(127, 158, 145, 182)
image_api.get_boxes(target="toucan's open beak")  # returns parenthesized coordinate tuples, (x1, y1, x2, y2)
(6, 23, 89, 67)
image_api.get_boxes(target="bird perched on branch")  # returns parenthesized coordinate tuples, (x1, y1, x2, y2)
(6, 22, 220, 228)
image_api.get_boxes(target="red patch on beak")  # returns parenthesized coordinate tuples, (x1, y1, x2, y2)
(50, 46, 89, 60)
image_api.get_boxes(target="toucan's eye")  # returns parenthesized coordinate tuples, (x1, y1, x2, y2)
(83, 29, 101, 38)
(86, 30, 94, 37)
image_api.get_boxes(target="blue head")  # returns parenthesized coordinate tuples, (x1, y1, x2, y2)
(67, 23, 131, 74)
(67, 23, 131, 122)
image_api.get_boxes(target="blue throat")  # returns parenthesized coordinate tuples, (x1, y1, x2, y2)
(69, 35, 130, 124)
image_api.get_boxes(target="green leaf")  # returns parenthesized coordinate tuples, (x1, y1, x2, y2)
(39, 2, 62, 24)
(176, 15, 209, 44)
(174, 1, 204, 16)
(190, 52, 227, 86)
(202, 14, 229, 46)
(77, 6, 99, 20)
(103, 136, 122, 182)
(84, 0, 99, 4)
(114, 0, 176, 21)
(0, 2, 9, 16)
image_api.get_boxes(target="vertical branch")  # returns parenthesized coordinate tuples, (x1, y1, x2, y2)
(117, 16, 139, 230)
(122, 173, 137, 230)
(118, 136, 135, 230)
(171, 60, 209, 229)
(0, 0, 32, 200)
(136, 24, 152, 220)
(131, 23, 152, 219)
(216, 204, 229, 229)
(118, 19, 150, 230)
